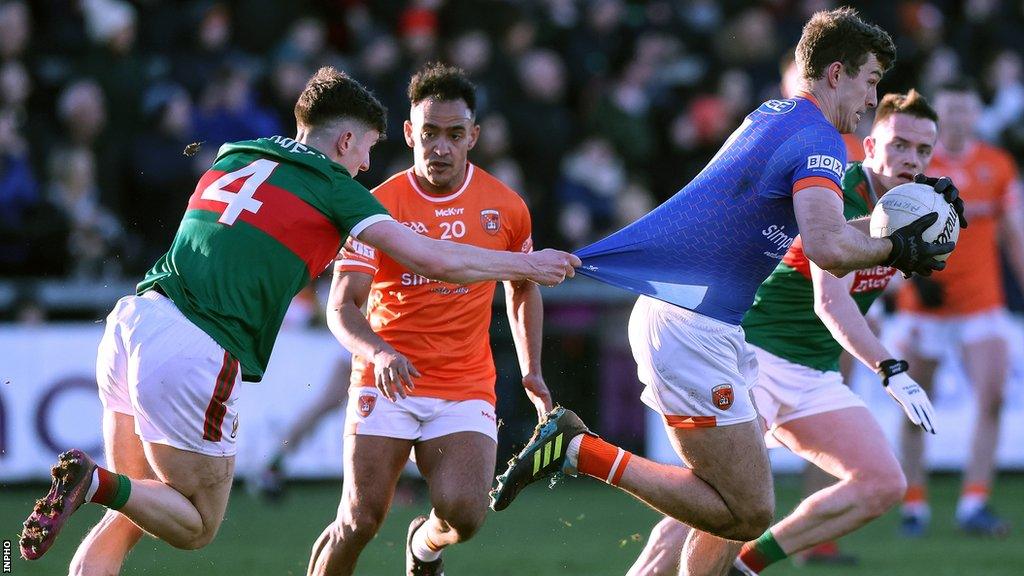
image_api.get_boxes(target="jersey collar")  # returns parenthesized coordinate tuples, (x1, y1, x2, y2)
(406, 163, 475, 203)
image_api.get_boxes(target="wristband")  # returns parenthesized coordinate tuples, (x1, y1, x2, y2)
(876, 358, 909, 379)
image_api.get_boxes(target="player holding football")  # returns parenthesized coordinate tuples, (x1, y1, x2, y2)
(491, 9, 963, 575)
(304, 63, 551, 576)
(626, 90, 947, 575)
(894, 79, 1024, 537)
(19, 67, 579, 574)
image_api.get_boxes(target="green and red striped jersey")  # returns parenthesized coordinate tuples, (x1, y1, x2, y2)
(742, 162, 897, 372)
(137, 136, 391, 381)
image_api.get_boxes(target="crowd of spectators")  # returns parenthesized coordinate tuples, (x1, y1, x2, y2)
(3, 0, 1024, 285)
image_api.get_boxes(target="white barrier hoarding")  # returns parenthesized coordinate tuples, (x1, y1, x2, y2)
(3, 321, 1024, 481)
(647, 319, 1024, 472)
(0, 325, 350, 481)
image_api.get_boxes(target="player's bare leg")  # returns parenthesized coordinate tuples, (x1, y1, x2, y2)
(491, 409, 771, 574)
(618, 421, 773, 576)
(69, 411, 154, 576)
(957, 337, 1011, 535)
(627, 517, 689, 576)
(307, 434, 412, 576)
(105, 442, 234, 549)
(407, 432, 496, 571)
(737, 407, 904, 570)
(791, 350, 864, 566)
(898, 351, 939, 535)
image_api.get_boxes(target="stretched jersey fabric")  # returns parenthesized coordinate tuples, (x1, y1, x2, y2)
(743, 163, 897, 372)
(336, 164, 533, 405)
(897, 141, 1022, 316)
(575, 94, 846, 325)
(138, 136, 392, 382)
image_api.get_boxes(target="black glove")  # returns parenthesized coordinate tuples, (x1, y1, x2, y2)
(914, 173, 968, 228)
(911, 275, 945, 308)
(884, 212, 955, 278)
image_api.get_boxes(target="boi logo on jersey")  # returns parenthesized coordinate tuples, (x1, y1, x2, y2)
(712, 384, 734, 410)
(480, 209, 500, 235)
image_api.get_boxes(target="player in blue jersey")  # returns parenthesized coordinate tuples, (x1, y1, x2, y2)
(491, 9, 963, 575)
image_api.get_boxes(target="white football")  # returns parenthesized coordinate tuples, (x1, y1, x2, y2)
(869, 182, 960, 262)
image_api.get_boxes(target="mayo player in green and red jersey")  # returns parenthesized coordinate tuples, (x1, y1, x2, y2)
(19, 67, 579, 573)
(628, 91, 944, 576)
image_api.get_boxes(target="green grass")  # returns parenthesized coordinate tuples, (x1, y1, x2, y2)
(2, 474, 1022, 575)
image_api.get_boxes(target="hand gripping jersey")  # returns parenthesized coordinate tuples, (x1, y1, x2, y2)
(336, 164, 533, 405)
(138, 136, 391, 382)
(896, 141, 1023, 316)
(575, 95, 846, 325)
(742, 163, 897, 372)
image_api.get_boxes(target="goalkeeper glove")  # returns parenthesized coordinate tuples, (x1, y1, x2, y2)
(877, 359, 936, 434)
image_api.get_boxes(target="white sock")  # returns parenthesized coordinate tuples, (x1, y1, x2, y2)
(84, 469, 100, 501)
(956, 494, 987, 520)
(902, 501, 930, 521)
(411, 523, 443, 562)
(565, 434, 583, 474)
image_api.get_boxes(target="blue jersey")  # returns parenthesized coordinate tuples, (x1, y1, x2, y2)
(576, 96, 846, 325)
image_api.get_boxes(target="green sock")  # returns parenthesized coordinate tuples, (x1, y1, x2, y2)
(738, 529, 787, 571)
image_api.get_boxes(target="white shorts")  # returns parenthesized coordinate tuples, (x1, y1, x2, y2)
(97, 291, 242, 457)
(628, 296, 759, 428)
(749, 345, 866, 447)
(345, 390, 498, 443)
(889, 308, 1015, 360)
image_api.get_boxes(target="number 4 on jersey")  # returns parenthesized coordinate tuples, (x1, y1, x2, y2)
(201, 159, 278, 225)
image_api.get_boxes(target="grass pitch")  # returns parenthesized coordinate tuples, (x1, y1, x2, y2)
(2, 474, 1022, 575)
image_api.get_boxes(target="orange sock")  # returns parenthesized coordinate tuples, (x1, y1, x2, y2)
(576, 435, 632, 486)
(961, 483, 990, 499)
(903, 484, 928, 504)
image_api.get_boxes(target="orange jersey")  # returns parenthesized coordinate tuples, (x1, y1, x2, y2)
(897, 141, 1022, 315)
(843, 133, 866, 163)
(337, 164, 533, 404)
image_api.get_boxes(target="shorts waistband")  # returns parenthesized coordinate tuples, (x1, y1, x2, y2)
(642, 296, 739, 333)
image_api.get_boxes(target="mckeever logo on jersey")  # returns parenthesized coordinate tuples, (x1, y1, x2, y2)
(574, 94, 846, 325)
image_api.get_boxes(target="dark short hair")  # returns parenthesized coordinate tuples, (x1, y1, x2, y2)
(874, 89, 938, 126)
(294, 66, 386, 134)
(407, 62, 477, 114)
(796, 7, 896, 82)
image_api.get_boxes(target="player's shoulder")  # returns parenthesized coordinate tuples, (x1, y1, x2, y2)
(371, 169, 415, 198)
(974, 141, 1018, 169)
(467, 164, 528, 207)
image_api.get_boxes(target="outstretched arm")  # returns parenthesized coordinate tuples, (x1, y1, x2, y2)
(357, 220, 578, 286)
(811, 262, 936, 433)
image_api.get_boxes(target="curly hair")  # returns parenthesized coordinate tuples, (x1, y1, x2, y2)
(407, 62, 477, 114)
(796, 7, 896, 82)
(294, 66, 386, 134)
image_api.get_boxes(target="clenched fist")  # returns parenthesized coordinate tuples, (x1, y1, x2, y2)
(525, 249, 581, 286)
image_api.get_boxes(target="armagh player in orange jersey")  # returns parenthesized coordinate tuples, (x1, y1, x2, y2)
(305, 64, 551, 576)
(893, 80, 1024, 537)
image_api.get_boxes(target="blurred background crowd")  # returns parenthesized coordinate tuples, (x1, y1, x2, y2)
(3, 0, 1024, 309)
